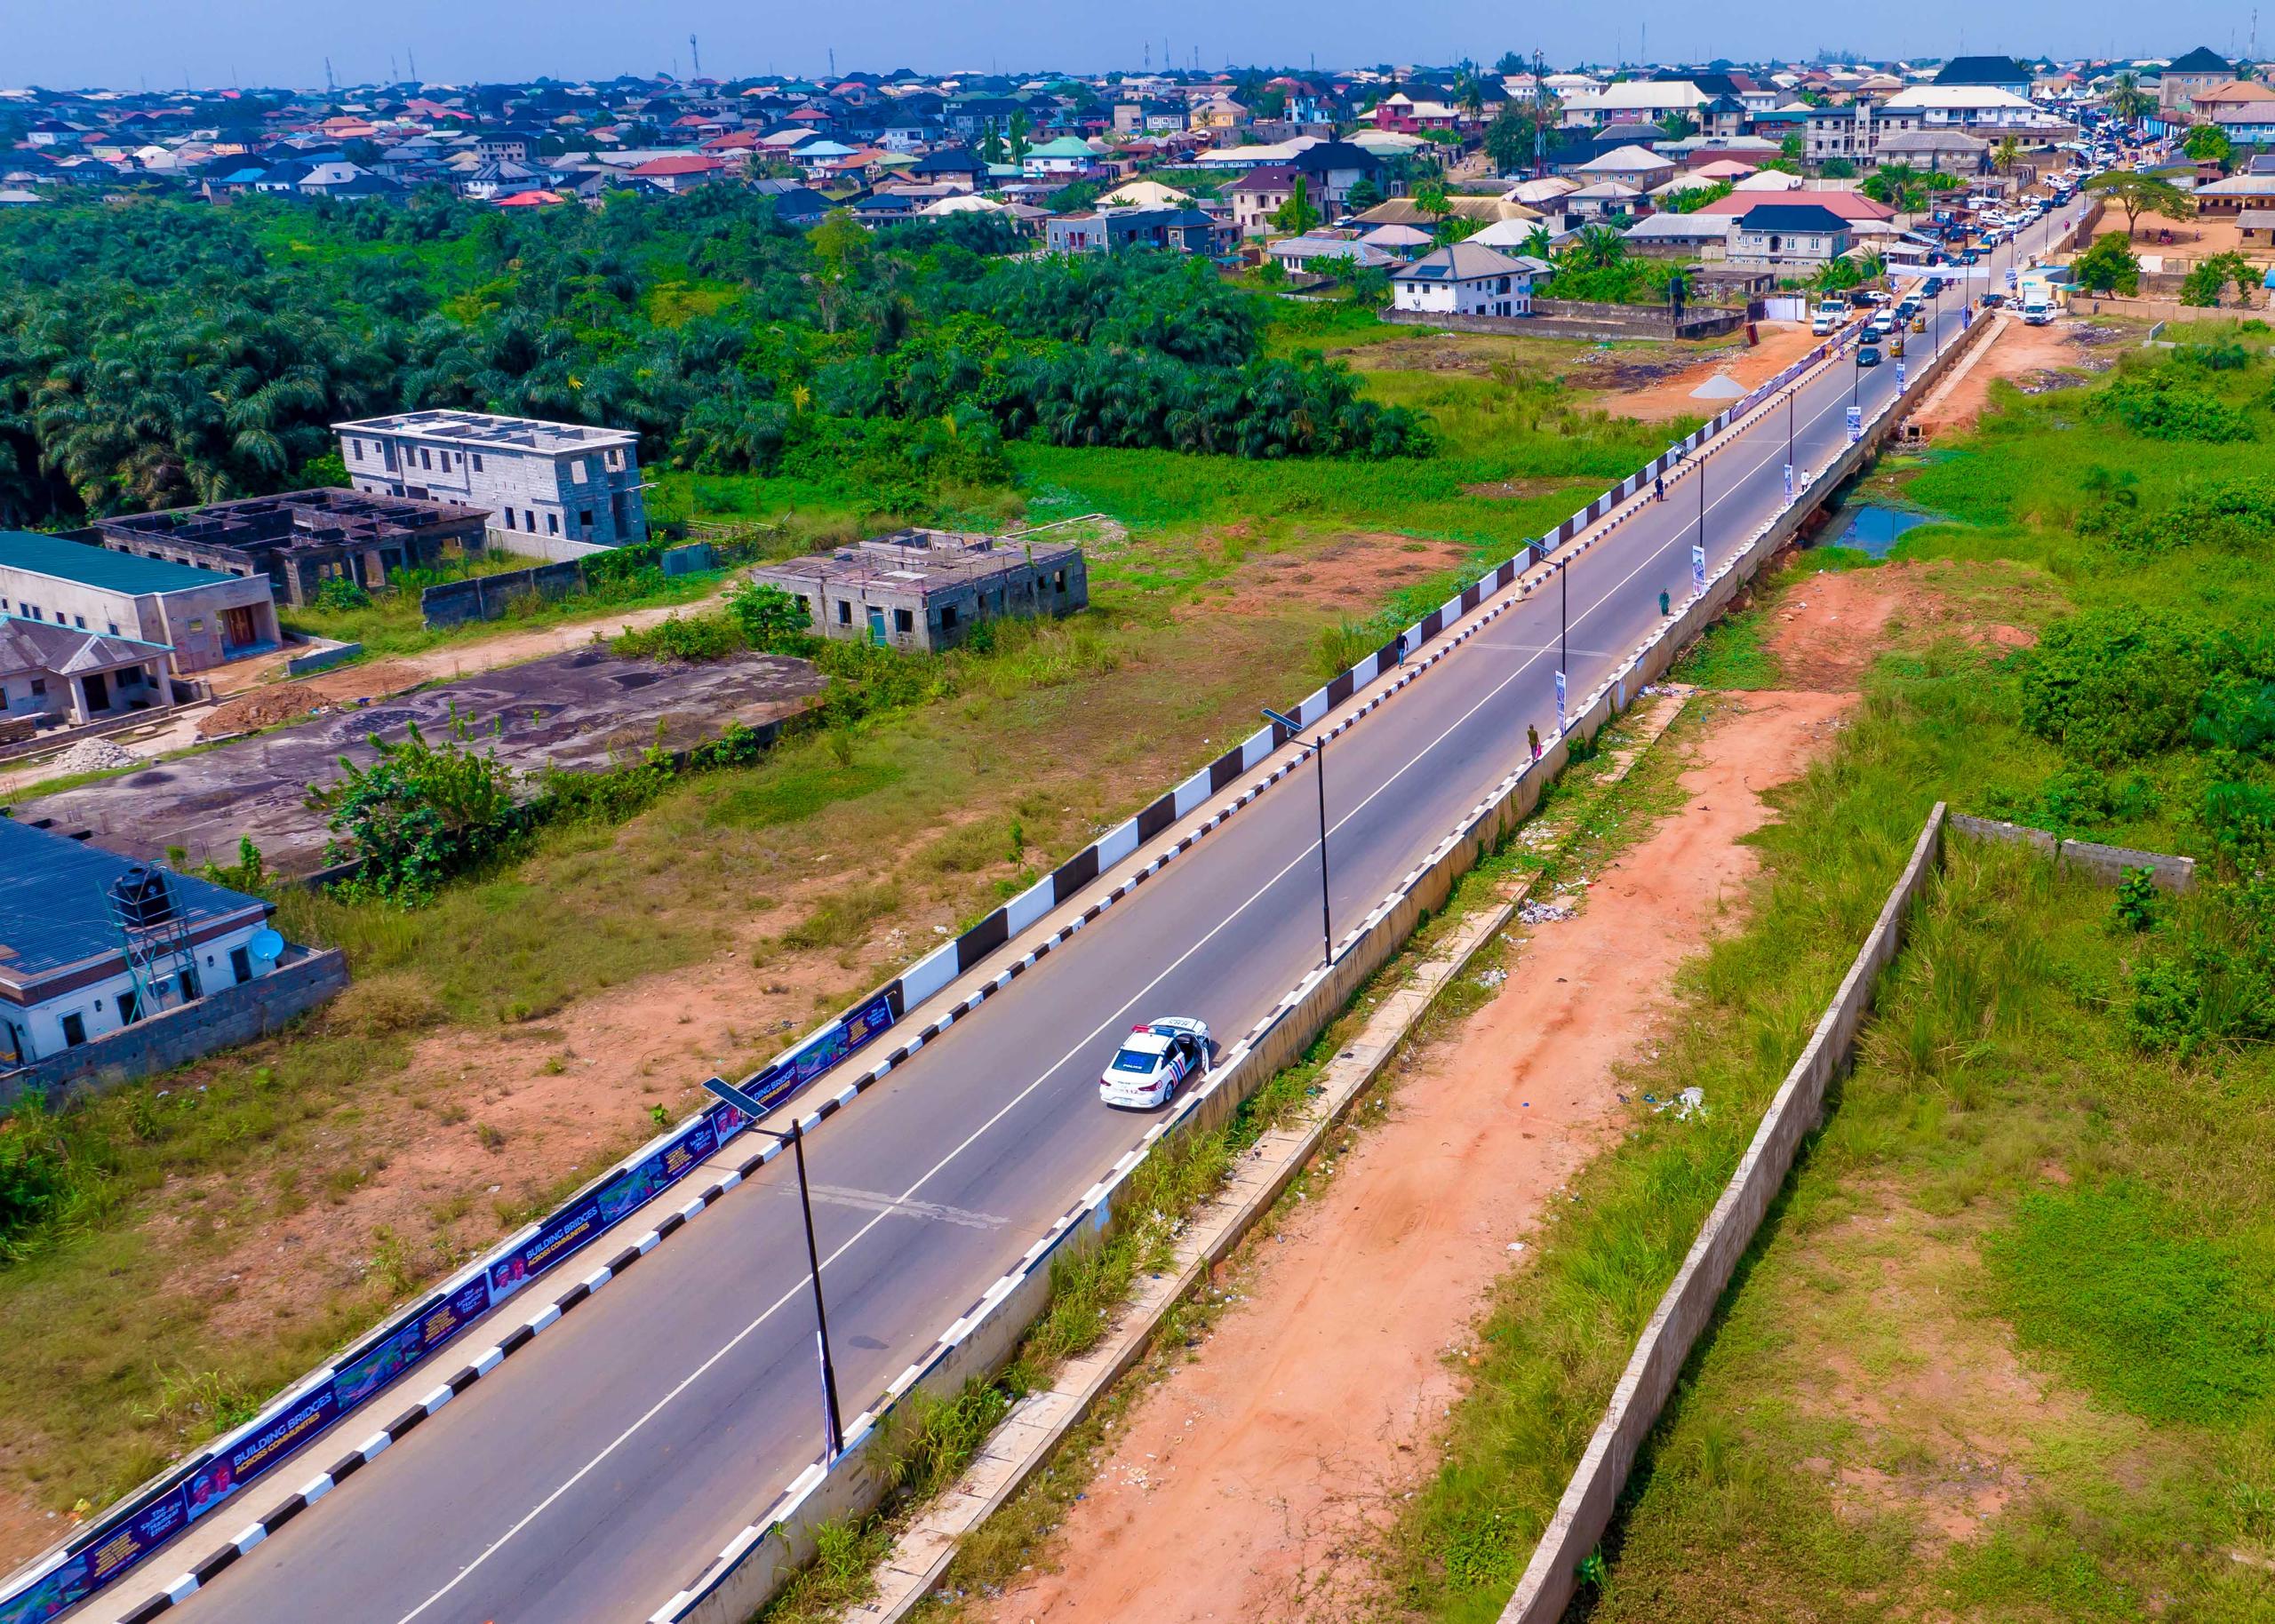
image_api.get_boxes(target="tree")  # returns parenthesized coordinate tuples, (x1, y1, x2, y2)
(977, 120, 1006, 164)
(1456, 72, 1487, 122)
(1821, 157, 1857, 179)
(1007, 108, 1031, 165)
(1657, 110, 1697, 141)
(1495, 51, 1525, 76)
(2105, 71, 2154, 123)
(2071, 234, 2141, 294)
(1413, 176, 1450, 238)
(807, 208, 871, 331)
(1992, 136, 2021, 178)
(1345, 177, 1384, 212)
(1271, 174, 1321, 235)
(2185, 123, 2234, 168)
(1779, 133, 1804, 163)
(2181, 251, 2254, 306)
(2087, 171, 2192, 239)
(1483, 106, 1531, 174)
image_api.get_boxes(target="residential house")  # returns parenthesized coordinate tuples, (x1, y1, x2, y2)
(1189, 94, 1249, 131)
(1725, 203, 1853, 269)
(2191, 172, 2275, 214)
(1879, 84, 2048, 131)
(1564, 180, 1644, 221)
(1020, 135, 1097, 178)
(1265, 235, 1394, 275)
(1231, 164, 1307, 236)
(1621, 211, 1736, 258)
(908, 147, 989, 192)
(1932, 56, 2034, 97)
(1391, 242, 1536, 317)
(0, 820, 333, 1083)
(2159, 46, 2234, 115)
(0, 617, 174, 728)
(1044, 206, 1223, 255)
(1369, 93, 1463, 133)
(628, 153, 724, 192)
(1573, 143, 1676, 189)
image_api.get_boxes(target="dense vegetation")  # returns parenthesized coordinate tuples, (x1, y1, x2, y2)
(0, 188, 1425, 529)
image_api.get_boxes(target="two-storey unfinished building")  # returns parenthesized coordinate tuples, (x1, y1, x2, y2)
(749, 529, 1088, 654)
(333, 409, 648, 553)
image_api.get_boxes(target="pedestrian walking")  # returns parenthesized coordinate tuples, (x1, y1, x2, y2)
(1660, 589, 1672, 617)
(1395, 629, 1409, 667)
(1654, 474, 1665, 503)
(1527, 723, 1541, 761)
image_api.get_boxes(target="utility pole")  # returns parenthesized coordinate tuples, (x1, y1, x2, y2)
(323, 56, 336, 97)
(689, 34, 701, 78)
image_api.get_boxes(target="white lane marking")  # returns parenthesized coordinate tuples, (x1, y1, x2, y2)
(371, 296, 1977, 1624)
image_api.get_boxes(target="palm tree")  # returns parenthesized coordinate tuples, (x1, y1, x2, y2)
(2105, 71, 2154, 124)
(1992, 136, 2021, 179)
(1658, 110, 1697, 141)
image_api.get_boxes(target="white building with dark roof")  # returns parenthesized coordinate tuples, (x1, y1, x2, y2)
(335, 409, 648, 553)
(1391, 242, 1537, 317)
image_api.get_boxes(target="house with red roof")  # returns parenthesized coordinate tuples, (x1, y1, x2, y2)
(629, 153, 725, 192)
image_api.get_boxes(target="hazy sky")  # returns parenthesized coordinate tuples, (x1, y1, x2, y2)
(4, 0, 2259, 91)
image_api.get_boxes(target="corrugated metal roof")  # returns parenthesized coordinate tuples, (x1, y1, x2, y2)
(0, 530, 234, 594)
(0, 819, 266, 991)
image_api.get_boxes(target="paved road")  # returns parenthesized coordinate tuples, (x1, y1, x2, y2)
(123, 208, 2076, 1624)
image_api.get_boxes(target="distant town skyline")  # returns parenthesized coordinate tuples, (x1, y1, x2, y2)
(5, 0, 2263, 92)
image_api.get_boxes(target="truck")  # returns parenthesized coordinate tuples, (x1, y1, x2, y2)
(2016, 268, 2059, 325)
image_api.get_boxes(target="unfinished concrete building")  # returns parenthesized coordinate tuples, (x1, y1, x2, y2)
(749, 529, 1089, 654)
(92, 489, 491, 609)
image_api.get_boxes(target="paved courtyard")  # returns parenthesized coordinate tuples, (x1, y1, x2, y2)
(12, 646, 823, 873)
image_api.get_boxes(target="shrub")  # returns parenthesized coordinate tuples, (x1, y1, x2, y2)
(2016, 609, 2217, 765)
(2087, 371, 2255, 442)
(611, 611, 746, 663)
(306, 713, 526, 905)
(313, 577, 373, 611)
(724, 579, 816, 652)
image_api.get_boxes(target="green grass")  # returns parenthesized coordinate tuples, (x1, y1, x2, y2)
(279, 556, 728, 662)
(1669, 606, 1780, 689)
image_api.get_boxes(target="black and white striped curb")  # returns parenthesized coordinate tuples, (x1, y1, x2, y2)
(108, 1144, 811, 1624)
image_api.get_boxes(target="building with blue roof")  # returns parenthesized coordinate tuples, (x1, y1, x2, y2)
(0, 529, 279, 673)
(0, 817, 282, 1072)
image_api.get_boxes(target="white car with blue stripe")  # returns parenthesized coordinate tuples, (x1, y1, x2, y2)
(1099, 1017, 1212, 1109)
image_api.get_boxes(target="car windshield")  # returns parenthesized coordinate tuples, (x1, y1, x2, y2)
(1110, 1047, 1159, 1074)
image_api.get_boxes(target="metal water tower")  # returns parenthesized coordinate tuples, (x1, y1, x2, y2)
(108, 866, 196, 1016)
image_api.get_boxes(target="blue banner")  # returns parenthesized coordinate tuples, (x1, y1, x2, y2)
(184, 1387, 339, 1524)
(0, 1550, 91, 1623)
(708, 1096, 752, 1147)
(490, 1197, 603, 1302)
(84, 1486, 188, 1589)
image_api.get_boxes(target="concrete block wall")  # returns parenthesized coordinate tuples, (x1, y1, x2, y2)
(1949, 813, 2196, 891)
(1497, 807, 1948, 1624)
(0, 948, 349, 1110)
(419, 561, 588, 628)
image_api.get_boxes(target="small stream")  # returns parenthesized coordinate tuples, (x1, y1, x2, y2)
(1824, 504, 1944, 560)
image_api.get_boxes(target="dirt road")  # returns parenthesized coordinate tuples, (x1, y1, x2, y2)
(978, 656, 1867, 1623)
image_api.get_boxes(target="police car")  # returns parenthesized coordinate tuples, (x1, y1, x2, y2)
(1098, 1016, 1212, 1109)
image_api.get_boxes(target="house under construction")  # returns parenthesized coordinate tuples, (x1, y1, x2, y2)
(748, 528, 1089, 654)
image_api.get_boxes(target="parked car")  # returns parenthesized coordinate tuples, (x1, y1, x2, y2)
(1098, 1017, 1212, 1109)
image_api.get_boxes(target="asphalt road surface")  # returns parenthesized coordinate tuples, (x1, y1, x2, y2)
(117, 206, 2076, 1624)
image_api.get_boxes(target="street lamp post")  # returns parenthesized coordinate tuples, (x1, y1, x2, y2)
(1262, 707, 1333, 968)
(700, 1080, 844, 1461)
